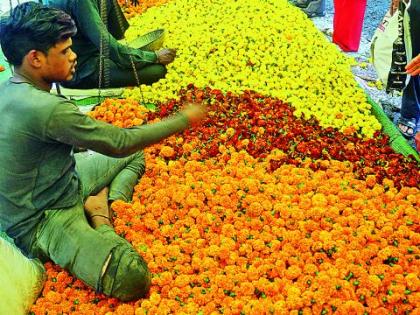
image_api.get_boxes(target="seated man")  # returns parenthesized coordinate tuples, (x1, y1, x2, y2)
(41, 0, 176, 89)
(0, 2, 205, 301)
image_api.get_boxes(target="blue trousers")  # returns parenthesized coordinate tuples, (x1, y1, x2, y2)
(401, 2, 420, 124)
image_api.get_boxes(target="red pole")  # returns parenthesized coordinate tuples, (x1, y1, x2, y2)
(332, 0, 367, 52)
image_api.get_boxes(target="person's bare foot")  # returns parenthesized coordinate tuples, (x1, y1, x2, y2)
(84, 187, 112, 228)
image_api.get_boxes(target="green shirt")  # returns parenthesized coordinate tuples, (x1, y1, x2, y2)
(43, 0, 157, 82)
(0, 79, 188, 248)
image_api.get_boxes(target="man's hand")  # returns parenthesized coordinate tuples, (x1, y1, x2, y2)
(181, 103, 207, 126)
(406, 54, 420, 76)
(156, 48, 177, 65)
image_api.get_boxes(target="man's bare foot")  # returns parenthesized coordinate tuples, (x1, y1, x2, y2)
(84, 187, 112, 228)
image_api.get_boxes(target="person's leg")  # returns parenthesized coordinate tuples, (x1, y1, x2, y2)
(105, 61, 168, 87)
(75, 150, 146, 203)
(401, 77, 420, 121)
(399, 76, 420, 137)
(399, 5, 420, 137)
(290, 0, 325, 17)
(97, 224, 152, 301)
(29, 203, 151, 301)
(409, 1, 420, 57)
(301, 0, 325, 17)
(67, 59, 167, 89)
(333, 0, 339, 38)
(107, 0, 129, 40)
(332, 0, 367, 52)
(75, 150, 145, 227)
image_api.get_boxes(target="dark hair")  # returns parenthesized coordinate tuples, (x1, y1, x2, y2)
(0, 2, 77, 66)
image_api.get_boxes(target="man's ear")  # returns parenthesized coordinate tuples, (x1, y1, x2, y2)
(25, 50, 45, 69)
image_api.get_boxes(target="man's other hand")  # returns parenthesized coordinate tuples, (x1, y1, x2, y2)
(406, 54, 420, 76)
(181, 103, 207, 126)
(156, 48, 177, 65)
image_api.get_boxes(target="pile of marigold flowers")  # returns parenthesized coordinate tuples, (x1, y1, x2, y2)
(123, 0, 380, 137)
(89, 86, 419, 189)
(31, 87, 419, 314)
(31, 153, 420, 314)
(87, 98, 150, 128)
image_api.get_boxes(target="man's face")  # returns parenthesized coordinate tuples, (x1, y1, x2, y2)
(41, 37, 77, 83)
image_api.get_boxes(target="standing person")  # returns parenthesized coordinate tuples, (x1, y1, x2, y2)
(290, 0, 366, 52)
(396, 0, 420, 141)
(0, 2, 206, 301)
(42, 0, 176, 89)
(332, 0, 367, 52)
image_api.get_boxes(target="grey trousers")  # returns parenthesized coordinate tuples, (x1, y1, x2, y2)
(28, 151, 151, 301)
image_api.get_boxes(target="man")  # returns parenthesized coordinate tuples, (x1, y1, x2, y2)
(42, 0, 176, 89)
(0, 2, 206, 301)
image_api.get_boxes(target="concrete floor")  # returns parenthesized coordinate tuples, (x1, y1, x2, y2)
(310, 0, 402, 119)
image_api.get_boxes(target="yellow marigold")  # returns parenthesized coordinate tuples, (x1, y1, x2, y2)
(45, 291, 62, 304)
(318, 230, 332, 243)
(159, 146, 175, 158)
(115, 304, 135, 315)
(226, 127, 236, 137)
(405, 273, 419, 291)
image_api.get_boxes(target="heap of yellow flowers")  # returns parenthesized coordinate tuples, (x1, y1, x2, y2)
(123, 0, 381, 137)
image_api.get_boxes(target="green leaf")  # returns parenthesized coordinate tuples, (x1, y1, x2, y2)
(142, 102, 156, 112)
(344, 272, 354, 281)
(138, 244, 148, 252)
